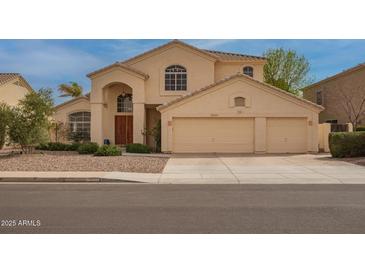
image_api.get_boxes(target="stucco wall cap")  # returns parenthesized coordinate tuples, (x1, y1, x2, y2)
(157, 73, 324, 112)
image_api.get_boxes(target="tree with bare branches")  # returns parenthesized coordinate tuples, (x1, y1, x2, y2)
(330, 83, 365, 131)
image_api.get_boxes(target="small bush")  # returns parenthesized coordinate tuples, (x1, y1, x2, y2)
(47, 142, 68, 151)
(126, 143, 151, 154)
(77, 142, 99, 154)
(94, 145, 122, 156)
(329, 132, 365, 158)
(36, 143, 49, 150)
(65, 142, 81, 151)
(356, 126, 365, 132)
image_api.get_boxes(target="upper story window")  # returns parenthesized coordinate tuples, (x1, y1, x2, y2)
(243, 66, 254, 77)
(165, 65, 187, 91)
(68, 111, 91, 141)
(315, 90, 323, 105)
(234, 97, 246, 107)
(117, 93, 133, 112)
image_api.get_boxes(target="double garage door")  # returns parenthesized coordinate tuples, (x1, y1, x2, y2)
(172, 117, 307, 153)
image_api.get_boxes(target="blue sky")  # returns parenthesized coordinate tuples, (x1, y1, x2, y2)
(1, 39, 364, 104)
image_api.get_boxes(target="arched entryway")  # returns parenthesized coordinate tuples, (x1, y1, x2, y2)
(102, 82, 134, 145)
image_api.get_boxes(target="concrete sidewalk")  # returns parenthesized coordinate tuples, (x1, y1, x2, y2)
(2, 154, 365, 184)
(0, 171, 160, 183)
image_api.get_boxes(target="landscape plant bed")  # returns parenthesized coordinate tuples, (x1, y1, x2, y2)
(0, 154, 168, 173)
(340, 157, 365, 167)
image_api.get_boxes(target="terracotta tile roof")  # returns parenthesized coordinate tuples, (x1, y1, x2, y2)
(304, 62, 365, 90)
(0, 73, 20, 86)
(204, 49, 266, 61)
(87, 62, 149, 79)
(157, 73, 323, 111)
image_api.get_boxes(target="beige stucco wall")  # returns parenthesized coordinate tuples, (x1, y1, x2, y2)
(126, 44, 216, 105)
(0, 80, 29, 106)
(303, 66, 365, 124)
(214, 62, 265, 82)
(160, 78, 321, 153)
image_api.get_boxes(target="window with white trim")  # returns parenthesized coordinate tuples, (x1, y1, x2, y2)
(68, 111, 91, 141)
(117, 94, 133, 112)
(165, 65, 187, 91)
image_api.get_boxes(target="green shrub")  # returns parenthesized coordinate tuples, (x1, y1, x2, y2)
(65, 142, 81, 151)
(329, 132, 365, 158)
(36, 143, 49, 150)
(47, 142, 68, 151)
(77, 142, 99, 154)
(94, 145, 122, 156)
(126, 143, 151, 154)
(356, 126, 365, 132)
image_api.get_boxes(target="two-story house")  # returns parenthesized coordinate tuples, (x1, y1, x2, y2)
(303, 63, 365, 125)
(53, 40, 323, 153)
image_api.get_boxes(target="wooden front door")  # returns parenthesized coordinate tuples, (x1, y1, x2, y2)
(115, 116, 133, 145)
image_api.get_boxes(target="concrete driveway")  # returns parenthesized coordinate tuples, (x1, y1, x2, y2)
(160, 154, 365, 184)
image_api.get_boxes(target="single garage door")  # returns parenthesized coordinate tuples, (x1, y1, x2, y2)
(172, 117, 254, 153)
(267, 118, 307, 153)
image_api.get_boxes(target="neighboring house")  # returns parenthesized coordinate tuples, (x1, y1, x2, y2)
(54, 40, 323, 153)
(0, 73, 33, 106)
(303, 63, 365, 124)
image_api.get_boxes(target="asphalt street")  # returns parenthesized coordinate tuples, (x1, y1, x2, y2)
(1, 183, 365, 233)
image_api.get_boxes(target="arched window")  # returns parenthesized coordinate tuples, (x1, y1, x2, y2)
(243, 66, 254, 77)
(165, 65, 187, 91)
(69, 111, 91, 141)
(234, 97, 246, 107)
(117, 94, 133, 112)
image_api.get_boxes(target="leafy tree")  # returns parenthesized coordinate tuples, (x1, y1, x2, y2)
(58, 82, 83, 97)
(8, 88, 54, 153)
(0, 103, 11, 149)
(263, 48, 311, 95)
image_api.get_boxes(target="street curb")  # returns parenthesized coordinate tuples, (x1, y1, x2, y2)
(0, 177, 149, 183)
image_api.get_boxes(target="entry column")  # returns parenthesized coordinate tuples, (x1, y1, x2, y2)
(91, 103, 104, 145)
(133, 103, 145, 144)
(254, 117, 267, 153)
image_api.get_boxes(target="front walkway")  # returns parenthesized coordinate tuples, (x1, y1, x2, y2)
(159, 153, 365, 184)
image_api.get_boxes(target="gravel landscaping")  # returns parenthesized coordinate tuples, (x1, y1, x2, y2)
(0, 154, 168, 173)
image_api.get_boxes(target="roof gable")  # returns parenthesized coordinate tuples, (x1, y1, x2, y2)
(121, 40, 218, 65)
(53, 94, 90, 110)
(157, 73, 324, 112)
(304, 63, 365, 90)
(0, 73, 33, 92)
(87, 62, 149, 79)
